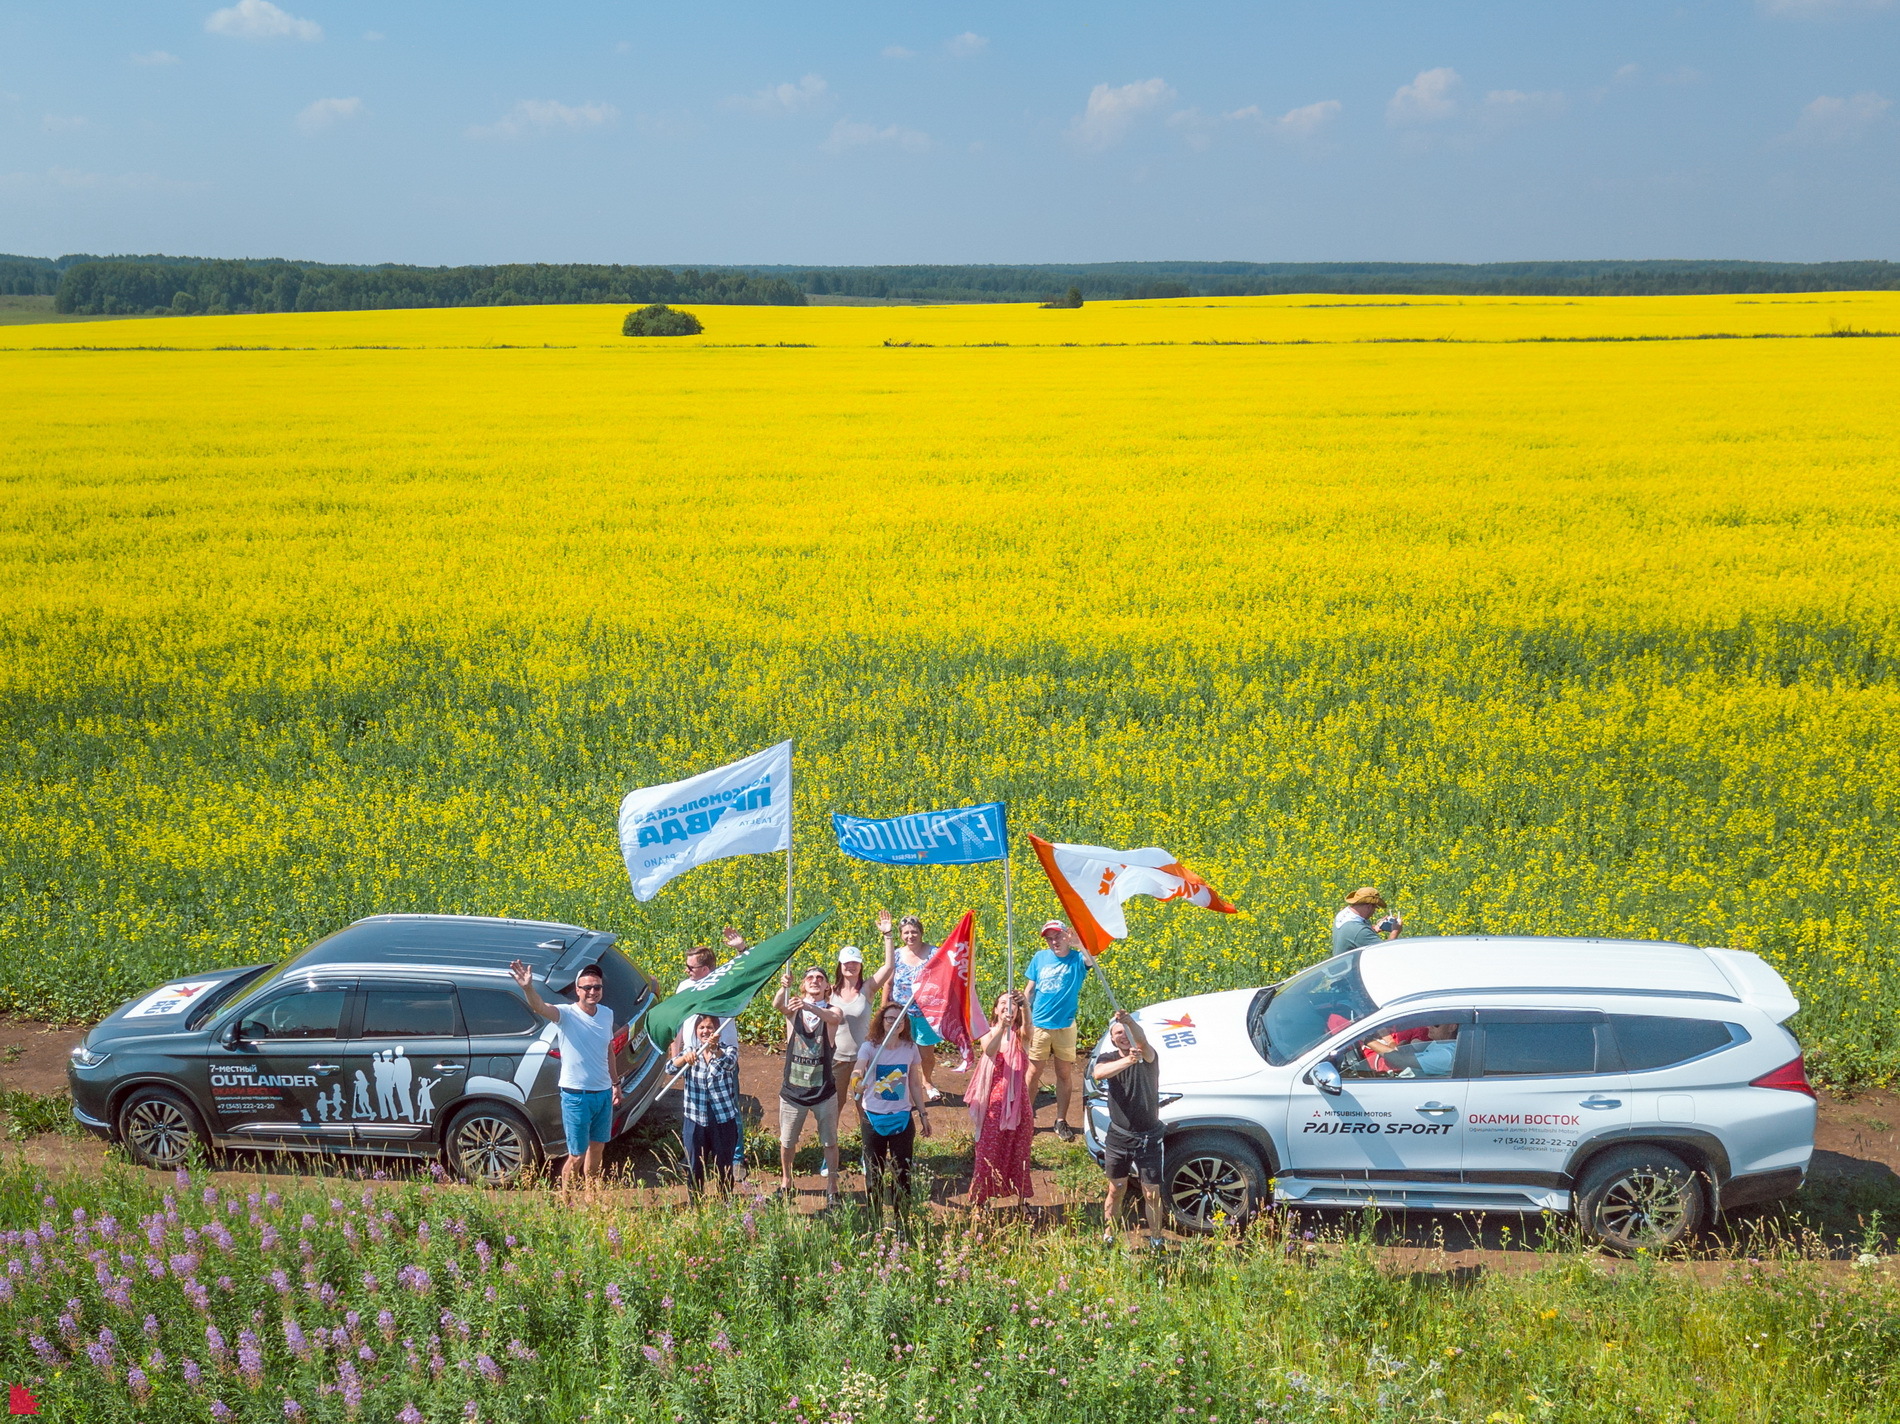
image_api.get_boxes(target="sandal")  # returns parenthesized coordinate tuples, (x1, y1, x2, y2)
(1055, 1121, 1077, 1143)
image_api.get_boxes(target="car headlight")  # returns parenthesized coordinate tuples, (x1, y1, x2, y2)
(70, 1044, 109, 1068)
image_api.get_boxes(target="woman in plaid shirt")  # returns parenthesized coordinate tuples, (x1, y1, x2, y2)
(670, 1013, 742, 1193)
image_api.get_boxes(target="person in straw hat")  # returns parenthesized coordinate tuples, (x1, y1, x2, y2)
(1331, 887, 1404, 955)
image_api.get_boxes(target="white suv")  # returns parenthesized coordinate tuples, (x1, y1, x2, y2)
(1081, 936, 1816, 1253)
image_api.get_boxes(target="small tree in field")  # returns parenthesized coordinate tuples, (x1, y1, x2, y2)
(1039, 286, 1084, 310)
(623, 304, 703, 336)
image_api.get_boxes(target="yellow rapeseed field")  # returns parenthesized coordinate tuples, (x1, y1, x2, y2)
(3, 294, 1898, 1078)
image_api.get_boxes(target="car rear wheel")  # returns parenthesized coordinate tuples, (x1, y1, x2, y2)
(444, 1102, 543, 1187)
(118, 1087, 209, 1171)
(1164, 1130, 1265, 1234)
(1575, 1146, 1707, 1255)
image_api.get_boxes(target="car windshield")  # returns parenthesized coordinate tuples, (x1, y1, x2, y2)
(1249, 952, 1377, 1066)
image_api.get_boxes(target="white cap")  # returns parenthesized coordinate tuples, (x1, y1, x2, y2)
(837, 944, 864, 965)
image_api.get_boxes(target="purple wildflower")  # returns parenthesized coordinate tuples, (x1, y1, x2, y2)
(284, 1318, 311, 1360)
(398, 1264, 432, 1295)
(144, 1314, 161, 1340)
(362, 1271, 380, 1293)
(260, 1226, 280, 1251)
(377, 1310, 396, 1340)
(399, 1406, 423, 1424)
(339, 1360, 364, 1413)
(463, 1404, 478, 1422)
(506, 1340, 536, 1360)
(183, 1358, 203, 1386)
(184, 1278, 211, 1311)
(238, 1330, 264, 1388)
(30, 1334, 62, 1366)
(604, 1282, 625, 1312)
(171, 1252, 199, 1275)
(474, 1240, 493, 1270)
(284, 1400, 305, 1420)
(211, 1403, 232, 1422)
(86, 1341, 115, 1380)
(476, 1354, 503, 1385)
(268, 1268, 290, 1295)
(206, 1325, 228, 1364)
(127, 1366, 151, 1403)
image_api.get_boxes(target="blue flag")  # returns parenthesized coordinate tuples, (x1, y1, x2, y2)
(832, 802, 1008, 866)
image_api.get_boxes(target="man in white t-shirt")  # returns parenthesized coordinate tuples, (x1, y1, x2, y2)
(510, 959, 620, 1192)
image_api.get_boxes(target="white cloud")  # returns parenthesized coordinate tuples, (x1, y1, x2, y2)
(1612, 63, 1641, 84)
(881, 45, 916, 60)
(823, 119, 929, 153)
(296, 96, 362, 132)
(205, 0, 322, 42)
(131, 50, 180, 66)
(365, 31, 386, 42)
(947, 32, 988, 57)
(1484, 88, 1566, 123)
(1274, 98, 1342, 139)
(42, 114, 92, 134)
(466, 99, 618, 140)
(1761, 0, 1892, 15)
(1387, 67, 1461, 125)
(1070, 78, 1175, 148)
(1786, 91, 1891, 142)
(736, 74, 831, 114)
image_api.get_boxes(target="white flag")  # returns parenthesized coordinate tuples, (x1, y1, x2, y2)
(1028, 834, 1235, 953)
(618, 741, 792, 902)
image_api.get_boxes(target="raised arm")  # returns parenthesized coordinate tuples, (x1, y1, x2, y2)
(508, 960, 561, 1024)
(1117, 1009, 1156, 1064)
(869, 910, 897, 993)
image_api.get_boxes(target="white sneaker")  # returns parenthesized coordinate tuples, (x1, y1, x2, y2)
(819, 1162, 830, 1177)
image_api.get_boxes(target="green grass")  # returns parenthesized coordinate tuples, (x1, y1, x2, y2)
(0, 1088, 82, 1140)
(1, 1158, 1898, 1422)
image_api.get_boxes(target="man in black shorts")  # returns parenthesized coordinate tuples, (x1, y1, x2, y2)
(1091, 1008, 1165, 1248)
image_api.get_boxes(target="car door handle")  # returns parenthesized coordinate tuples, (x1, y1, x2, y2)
(1580, 1096, 1622, 1109)
(430, 1064, 465, 1074)
(1415, 1102, 1458, 1115)
(307, 1064, 340, 1073)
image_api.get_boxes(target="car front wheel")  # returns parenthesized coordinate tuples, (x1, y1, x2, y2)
(1164, 1130, 1265, 1234)
(444, 1102, 543, 1187)
(118, 1087, 209, 1171)
(1575, 1145, 1707, 1255)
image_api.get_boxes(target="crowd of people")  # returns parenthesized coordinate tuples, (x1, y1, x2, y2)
(525, 886, 1402, 1245)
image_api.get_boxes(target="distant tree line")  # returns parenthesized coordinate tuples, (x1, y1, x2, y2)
(46, 258, 804, 316)
(8, 250, 1898, 315)
(767, 259, 1900, 304)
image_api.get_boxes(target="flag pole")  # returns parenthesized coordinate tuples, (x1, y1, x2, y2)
(1003, 844, 1015, 992)
(783, 743, 794, 933)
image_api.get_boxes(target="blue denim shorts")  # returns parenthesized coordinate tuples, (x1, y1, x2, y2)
(560, 1088, 613, 1155)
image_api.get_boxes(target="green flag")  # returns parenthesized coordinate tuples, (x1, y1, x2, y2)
(644, 910, 833, 1051)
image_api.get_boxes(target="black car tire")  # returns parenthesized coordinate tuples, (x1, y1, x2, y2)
(1164, 1130, 1265, 1235)
(117, 1087, 210, 1171)
(1575, 1145, 1707, 1255)
(443, 1101, 544, 1187)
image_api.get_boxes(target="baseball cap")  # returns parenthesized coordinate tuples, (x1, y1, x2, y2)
(1344, 886, 1388, 908)
(837, 944, 864, 965)
(1039, 920, 1068, 938)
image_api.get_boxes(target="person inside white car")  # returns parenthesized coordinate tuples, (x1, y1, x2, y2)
(1352, 1022, 1459, 1078)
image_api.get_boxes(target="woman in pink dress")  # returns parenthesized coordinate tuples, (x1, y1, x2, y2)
(968, 991, 1035, 1207)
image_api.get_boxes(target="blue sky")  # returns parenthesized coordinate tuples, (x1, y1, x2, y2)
(3, 1, 1896, 265)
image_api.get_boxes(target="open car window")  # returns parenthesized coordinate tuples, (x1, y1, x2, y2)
(1336, 1010, 1474, 1080)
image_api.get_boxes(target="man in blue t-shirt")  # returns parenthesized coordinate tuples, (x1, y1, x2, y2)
(1023, 920, 1094, 1142)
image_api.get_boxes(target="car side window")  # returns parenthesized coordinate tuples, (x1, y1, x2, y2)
(459, 987, 539, 1037)
(1609, 1015, 1739, 1071)
(359, 986, 460, 1038)
(1479, 1020, 1598, 1077)
(1337, 1012, 1471, 1079)
(241, 989, 346, 1041)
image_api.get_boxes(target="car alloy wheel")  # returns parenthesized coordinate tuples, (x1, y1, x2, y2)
(1597, 1168, 1691, 1245)
(1576, 1145, 1706, 1255)
(1163, 1131, 1263, 1234)
(121, 1090, 201, 1170)
(447, 1105, 537, 1186)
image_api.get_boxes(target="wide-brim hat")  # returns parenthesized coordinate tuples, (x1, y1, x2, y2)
(1344, 886, 1388, 909)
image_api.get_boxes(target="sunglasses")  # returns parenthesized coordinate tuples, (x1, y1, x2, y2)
(577, 982, 603, 993)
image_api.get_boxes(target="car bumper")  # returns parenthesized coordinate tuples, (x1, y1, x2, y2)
(72, 1101, 112, 1138)
(1719, 1166, 1806, 1212)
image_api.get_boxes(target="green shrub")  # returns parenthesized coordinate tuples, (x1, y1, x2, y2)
(623, 304, 704, 336)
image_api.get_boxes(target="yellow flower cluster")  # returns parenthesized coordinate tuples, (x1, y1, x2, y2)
(2, 295, 1896, 1077)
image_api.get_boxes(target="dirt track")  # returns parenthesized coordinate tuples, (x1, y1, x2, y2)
(7, 1017, 1898, 1265)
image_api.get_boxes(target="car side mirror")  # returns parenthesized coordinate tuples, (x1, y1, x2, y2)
(1311, 1060, 1343, 1097)
(219, 1021, 243, 1050)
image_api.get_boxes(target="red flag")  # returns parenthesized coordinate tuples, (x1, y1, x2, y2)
(906, 911, 989, 1065)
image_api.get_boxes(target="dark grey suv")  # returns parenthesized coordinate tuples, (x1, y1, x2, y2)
(66, 914, 668, 1185)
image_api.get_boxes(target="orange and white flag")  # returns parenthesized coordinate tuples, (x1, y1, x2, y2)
(1027, 834, 1236, 953)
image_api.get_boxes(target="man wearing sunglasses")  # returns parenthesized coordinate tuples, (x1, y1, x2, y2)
(509, 959, 622, 1192)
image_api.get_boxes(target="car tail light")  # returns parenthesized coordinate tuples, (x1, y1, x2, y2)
(610, 1029, 628, 1055)
(547, 1048, 561, 1061)
(1750, 1056, 1816, 1099)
